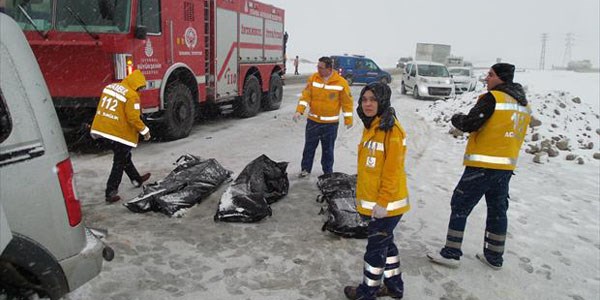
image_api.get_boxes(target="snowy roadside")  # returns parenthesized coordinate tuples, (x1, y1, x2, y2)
(66, 71, 599, 300)
(415, 70, 600, 163)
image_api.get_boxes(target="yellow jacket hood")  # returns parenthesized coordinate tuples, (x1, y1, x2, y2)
(122, 70, 147, 91)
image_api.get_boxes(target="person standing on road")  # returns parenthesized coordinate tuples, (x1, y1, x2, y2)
(293, 56, 353, 177)
(344, 82, 409, 300)
(91, 69, 152, 203)
(427, 63, 531, 270)
(293, 55, 300, 75)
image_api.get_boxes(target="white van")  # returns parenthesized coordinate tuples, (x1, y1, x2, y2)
(0, 13, 107, 299)
(401, 61, 455, 99)
(448, 66, 477, 94)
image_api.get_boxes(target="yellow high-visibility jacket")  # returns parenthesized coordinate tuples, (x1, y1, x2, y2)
(356, 117, 410, 217)
(90, 70, 149, 147)
(296, 71, 353, 125)
(464, 90, 532, 170)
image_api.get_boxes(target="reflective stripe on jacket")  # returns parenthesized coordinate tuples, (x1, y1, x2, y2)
(90, 70, 149, 147)
(464, 90, 531, 170)
(296, 71, 353, 125)
(356, 117, 410, 217)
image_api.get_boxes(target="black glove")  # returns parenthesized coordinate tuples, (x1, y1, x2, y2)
(450, 112, 464, 127)
(379, 107, 396, 132)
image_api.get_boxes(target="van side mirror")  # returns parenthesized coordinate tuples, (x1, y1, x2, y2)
(134, 25, 147, 40)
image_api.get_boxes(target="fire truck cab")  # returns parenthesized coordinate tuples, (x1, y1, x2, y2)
(5, 0, 285, 140)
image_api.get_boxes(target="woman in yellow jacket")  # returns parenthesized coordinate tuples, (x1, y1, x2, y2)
(344, 82, 409, 300)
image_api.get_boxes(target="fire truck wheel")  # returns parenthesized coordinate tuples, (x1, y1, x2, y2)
(236, 75, 261, 118)
(163, 83, 195, 140)
(263, 73, 283, 111)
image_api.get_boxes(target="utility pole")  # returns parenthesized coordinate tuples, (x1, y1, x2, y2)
(562, 32, 574, 67)
(539, 33, 548, 70)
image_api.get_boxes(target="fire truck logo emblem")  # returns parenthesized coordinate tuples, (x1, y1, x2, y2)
(184, 27, 198, 49)
(144, 39, 154, 57)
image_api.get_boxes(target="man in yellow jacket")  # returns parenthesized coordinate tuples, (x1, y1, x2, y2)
(427, 63, 531, 269)
(293, 56, 353, 177)
(344, 82, 409, 300)
(91, 70, 152, 203)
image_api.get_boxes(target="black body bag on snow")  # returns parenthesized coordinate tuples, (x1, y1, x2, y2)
(214, 154, 289, 223)
(124, 154, 232, 217)
(317, 172, 368, 239)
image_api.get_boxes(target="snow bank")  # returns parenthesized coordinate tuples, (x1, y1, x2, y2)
(414, 76, 600, 164)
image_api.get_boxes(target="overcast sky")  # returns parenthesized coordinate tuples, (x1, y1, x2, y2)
(268, 0, 600, 69)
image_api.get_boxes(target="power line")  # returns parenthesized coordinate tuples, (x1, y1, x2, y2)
(562, 32, 575, 67)
(539, 33, 548, 70)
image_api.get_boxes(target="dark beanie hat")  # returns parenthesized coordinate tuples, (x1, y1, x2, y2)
(491, 63, 515, 83)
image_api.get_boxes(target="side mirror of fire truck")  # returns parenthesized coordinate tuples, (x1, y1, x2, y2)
(134, 25, 147, 40)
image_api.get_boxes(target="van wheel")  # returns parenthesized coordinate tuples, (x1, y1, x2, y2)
(263, 73, 283, 111)
(162, 83, 195, 140)
(236, 75, 261, 118)
(400, 82, 406, 94)
(345, 76, 353, 86)
(413, 86, 421, 100)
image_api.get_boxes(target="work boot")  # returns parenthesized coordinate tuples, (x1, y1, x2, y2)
(427, 251, 460, 268)
(343, 286, 381, 300)
(378, 284, 404, 299)
(298, 170, 310, 178)
(131, 173, 151, 187)
(105, 195, 121, 203)
(476, 253, 502, 270)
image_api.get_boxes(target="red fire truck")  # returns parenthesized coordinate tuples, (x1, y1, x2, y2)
(5, 0, 285, 140)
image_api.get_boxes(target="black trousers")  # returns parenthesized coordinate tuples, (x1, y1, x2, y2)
(105, 140, 141, 197)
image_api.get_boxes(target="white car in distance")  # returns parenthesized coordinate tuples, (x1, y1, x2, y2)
(401, 61, 455, 100)
(448, 67, 477, 94)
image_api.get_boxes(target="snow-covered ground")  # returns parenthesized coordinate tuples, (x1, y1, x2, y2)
(66, 70, 599, 300)
(418, 70, 600, 163)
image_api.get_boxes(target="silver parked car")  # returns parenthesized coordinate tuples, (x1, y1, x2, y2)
(401, 61, 454, 100)
(448, 66, 477, 94)
(0, 13, 109, 299)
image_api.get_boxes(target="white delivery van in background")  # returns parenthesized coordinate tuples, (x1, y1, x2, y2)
(401, 61, 455, 100)
(0, 13, 110, 299)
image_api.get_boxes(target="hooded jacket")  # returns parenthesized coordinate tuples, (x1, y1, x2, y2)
(295, 71, 353, 125)
(355, 82, 410, 217)
(90, 70, 149, 147)
(356, 117, 410, 217)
